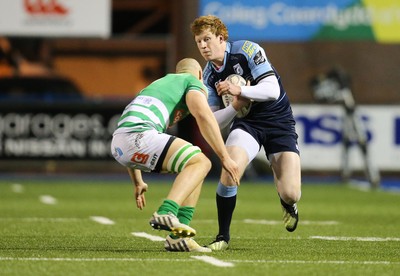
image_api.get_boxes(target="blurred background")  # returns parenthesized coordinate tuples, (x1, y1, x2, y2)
(0, 0, 399, 188)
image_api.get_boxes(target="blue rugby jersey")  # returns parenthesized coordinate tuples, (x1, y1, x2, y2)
(203, 40, 295, 123)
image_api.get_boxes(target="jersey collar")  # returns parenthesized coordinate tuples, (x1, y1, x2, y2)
(211, 41, 231, 73)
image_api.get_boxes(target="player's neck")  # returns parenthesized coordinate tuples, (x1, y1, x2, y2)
(212, 43, 226, 69)
(211, 57, 224, 70)
(213, 63, 222, 70)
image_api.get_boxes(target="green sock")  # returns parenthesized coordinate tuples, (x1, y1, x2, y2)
(177, 206, 195, 225)
(169, 206, 195, 239)
(156, 199, 179, 216)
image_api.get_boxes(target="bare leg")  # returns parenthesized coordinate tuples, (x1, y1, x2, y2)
(270, 151, 301, 232)
(162, 138, 211, 205)
(270, 151, 301, 204)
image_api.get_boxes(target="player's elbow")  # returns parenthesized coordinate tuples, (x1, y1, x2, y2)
(266, 78, 280, 100)
(269, 87, 280, 101)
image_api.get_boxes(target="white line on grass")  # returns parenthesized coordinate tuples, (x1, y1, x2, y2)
(230, 259, 399, 265)
(89, 216, 115, 225)
(348, 180, 371, 192)
(244, 219, 339, 225)
(11, 183, 24, 193)
(0, 217, 81, 222)
(191, 256, 234, 267)
(39, 195, 57, 205)
(0, 257, 192, 262)
(131, 232, 165, 241)
(1, 257, 398, 266)
(310, 236, 400, 242)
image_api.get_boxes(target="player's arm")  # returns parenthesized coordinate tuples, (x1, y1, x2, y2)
(239, 42, 280, 101)
(212, 104, 237, 129)
(205, 82, 237, 129)
(186, 90, 240, 185)
(127, 168, 148, 210)
(217, 75, 279, 101)
(240, 75, 279, 101)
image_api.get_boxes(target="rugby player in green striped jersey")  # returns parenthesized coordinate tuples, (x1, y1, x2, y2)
(111, 58, 241, 252)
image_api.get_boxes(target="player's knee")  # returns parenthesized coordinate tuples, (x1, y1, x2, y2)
(220, 170, 237, 186)
(188, 153, 212, 174)
(280, 189, 301, 204)
(199, 153, 212, 173)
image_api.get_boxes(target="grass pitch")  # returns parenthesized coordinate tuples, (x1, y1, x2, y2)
(0, 175, 399, 275)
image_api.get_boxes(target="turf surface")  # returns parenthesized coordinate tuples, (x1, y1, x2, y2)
(0, 176, 399, 275)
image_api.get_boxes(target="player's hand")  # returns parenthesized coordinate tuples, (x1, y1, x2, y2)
(232, 95, 251, 112)
(221, 157, 240, 186)
(216, 80, 241, 96)
(134, 182, 148, 210)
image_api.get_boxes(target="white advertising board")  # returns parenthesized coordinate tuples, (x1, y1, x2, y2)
(0, 0, 111, 38)
(289, 105, 400, 171)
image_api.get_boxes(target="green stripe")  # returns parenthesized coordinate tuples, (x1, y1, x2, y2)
(178, 148, 201, 172)
(149, 104, 165, 127)
(118, 122, 152, 132)
(118, 110, 151, 124)
(170, 144, 191, 172)
(130, 103, 166, 126)
(119, 122, 138, 128)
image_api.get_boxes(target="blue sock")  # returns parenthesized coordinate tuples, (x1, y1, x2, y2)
(216, 182, 238, 197)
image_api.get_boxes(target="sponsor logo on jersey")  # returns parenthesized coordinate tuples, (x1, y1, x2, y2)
(172, 109, 185, 125)
(233, 64, 244, 75)
(134, 133, 144, 148)
(253, 50, 266, 65)
(131, 152, 149, 164)
(242, 41, 256, 57)
(150, 154, 158, 166)
(113, 147, 123, 158)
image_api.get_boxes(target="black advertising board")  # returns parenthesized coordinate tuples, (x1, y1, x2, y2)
(0, 100, 126, 160)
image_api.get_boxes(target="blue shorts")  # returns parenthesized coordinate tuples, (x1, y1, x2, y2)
(231, 117, 299, 157)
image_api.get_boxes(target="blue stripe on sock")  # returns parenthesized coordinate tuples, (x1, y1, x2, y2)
(216, 182, 238, 197)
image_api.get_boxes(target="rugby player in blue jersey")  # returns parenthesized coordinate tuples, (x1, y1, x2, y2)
(191, 15, 302, 251)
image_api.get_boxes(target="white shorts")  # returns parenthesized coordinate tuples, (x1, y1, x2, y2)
(111, 130, 201, 173)
(111, 130, 172, 172)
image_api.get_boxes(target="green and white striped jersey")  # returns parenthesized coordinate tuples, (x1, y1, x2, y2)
(113, 73, 207, 134)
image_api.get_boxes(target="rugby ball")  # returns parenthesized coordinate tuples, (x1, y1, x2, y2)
(226, 74, 247, 86)
(222, 74, 251, 118)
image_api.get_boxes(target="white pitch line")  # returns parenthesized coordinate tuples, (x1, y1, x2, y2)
(231, 259, 398, 265)
(310, 236, 400, 242)
(39, 195, 57, 205)
(191, 256, 234, 267)
(244, 219, 339, 225)
(131, 232, 165, 241)
(0, 217, 81, 222)
(89, 216, 115, 225)
(0, 257, 398, 266)
(0, 257, 191, 262)
(11, 183, 24, 193)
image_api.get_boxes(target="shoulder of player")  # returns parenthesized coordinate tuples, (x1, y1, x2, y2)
(230, 40, 261, 53)
(175, 72, 200, 83)
(184, 87, 208, 103)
